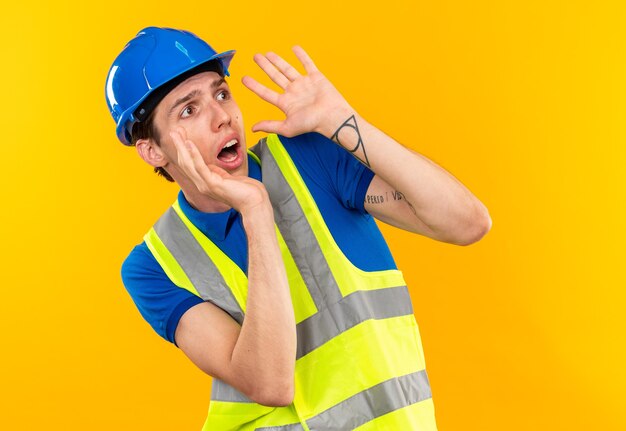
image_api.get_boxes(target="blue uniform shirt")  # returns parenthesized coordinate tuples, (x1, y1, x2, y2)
(121, 133, 397, 345)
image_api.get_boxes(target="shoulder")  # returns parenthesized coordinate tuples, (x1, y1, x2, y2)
(121, 242, 204, 345)
(121, 242, 164, 285)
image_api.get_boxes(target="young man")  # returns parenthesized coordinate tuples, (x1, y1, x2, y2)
(106, 27, 491, 430)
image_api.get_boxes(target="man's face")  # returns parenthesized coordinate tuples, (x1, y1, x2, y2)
(152, 71, 247, 178)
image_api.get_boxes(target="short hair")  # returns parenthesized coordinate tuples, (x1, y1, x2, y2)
(129, 60, 226, 182)
(130, 108, 174, 181)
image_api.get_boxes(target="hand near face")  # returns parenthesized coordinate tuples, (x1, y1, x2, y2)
(170, 128, 269, 214)
(242, 46, 353, 138)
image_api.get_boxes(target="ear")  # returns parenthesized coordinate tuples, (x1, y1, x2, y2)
(136, 138, 168, 168)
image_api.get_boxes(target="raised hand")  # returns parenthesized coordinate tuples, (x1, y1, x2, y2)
(242, 46, 353, 138)
(170, 128, 269, 214)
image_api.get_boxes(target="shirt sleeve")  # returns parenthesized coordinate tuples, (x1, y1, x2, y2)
(121, 242, 204, 346)
(279, 132, 375, 212)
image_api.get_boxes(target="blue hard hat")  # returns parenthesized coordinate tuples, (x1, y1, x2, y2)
(105, 27, 235, 145)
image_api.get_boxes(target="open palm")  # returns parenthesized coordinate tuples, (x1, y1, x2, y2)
(242, 46, 352, 138)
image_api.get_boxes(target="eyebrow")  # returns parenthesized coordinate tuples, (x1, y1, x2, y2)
(167, 78, 227, 117)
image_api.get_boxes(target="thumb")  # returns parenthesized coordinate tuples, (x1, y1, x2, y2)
(252, 120, 284, 134)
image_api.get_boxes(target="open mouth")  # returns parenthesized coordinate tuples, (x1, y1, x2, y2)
(217, 138, 240, 163)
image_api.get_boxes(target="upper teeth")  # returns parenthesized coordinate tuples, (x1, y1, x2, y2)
(223, 139, 237, 149)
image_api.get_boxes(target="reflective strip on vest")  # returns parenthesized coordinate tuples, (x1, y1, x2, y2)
(150, 202, 245, 324)
(146, 134, 438, 431)
(257, 425, 305, 431)
(253, 135, 407, 298)
(251, 138, 343, 310)
(306, 369, 432, 431)
(211, 378, 253, 403)
(295, 285, 413, 358)
(207, 370, 431, 431)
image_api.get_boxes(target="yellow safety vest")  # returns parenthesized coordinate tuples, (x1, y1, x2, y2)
(144, 134, 438, 430)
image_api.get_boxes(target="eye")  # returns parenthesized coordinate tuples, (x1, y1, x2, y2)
(216, 90, 230, 101)
(180, 105, 195, 119)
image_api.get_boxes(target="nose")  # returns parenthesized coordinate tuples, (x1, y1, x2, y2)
(210, 101, 231, 132)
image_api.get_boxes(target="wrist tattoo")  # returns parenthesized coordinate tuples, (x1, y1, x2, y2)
(330, 115, 371, 168)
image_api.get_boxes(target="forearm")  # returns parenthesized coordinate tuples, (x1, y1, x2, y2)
(321, 109, 491, 243)
(241, 47, 490, 244)
(230, 202, 296, 405)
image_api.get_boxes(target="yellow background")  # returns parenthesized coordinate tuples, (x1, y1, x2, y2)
(2, 0, 625, 429)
